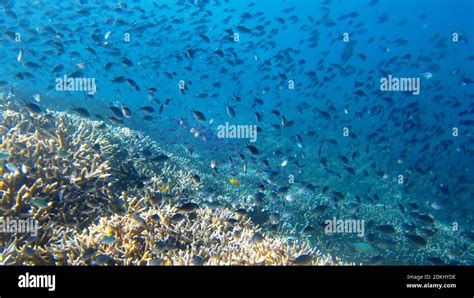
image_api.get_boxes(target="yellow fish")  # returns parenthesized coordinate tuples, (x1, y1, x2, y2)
(229, 179, 240, 186)
(159, 185, 169, 192)
(107, 225, 113, 237)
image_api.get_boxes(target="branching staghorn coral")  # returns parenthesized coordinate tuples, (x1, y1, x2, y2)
(0, 98, 116, 262)
(0, 109, 112, 216)
(43, 200, 339, 266)
(0, 94, 345, 266)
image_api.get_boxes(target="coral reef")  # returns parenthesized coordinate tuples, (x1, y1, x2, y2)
(44, 203, 337, 265)
(0, 93, 341, 265)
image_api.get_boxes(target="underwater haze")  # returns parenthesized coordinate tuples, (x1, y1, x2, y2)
(0, 0, 473, 266)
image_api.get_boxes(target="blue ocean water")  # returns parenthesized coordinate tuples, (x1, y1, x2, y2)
(0, 0, 473, 265)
